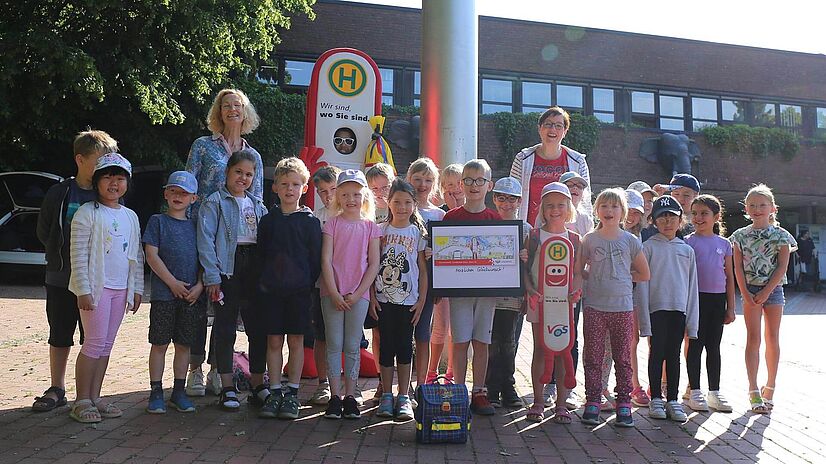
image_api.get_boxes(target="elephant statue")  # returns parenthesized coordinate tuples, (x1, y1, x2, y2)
(638, 133, 701, 176)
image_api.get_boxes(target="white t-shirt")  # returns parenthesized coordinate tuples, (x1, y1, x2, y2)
(418, 204, 446, 227)
(235, 196, 257, 244)
(566, 209, 594, 237)
(314, 205, 331, 226)
(101, 205, 131, 290)
(376, 223, 427, 306)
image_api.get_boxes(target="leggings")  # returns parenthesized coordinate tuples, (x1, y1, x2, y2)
(583, 307, 633, 405)
(648, 311, 686, 401)
(486, 309, 521, 392)
(687, 293, 726, 391)
(377, 302, 414, 367)
(322, 297, 369, 380)
(213, 245, 266, 375)
(79, 288, 128, 359)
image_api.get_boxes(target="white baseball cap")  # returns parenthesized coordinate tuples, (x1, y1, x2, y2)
(492, 177, 522, 197)
(540, 182, 571, 200)
(625, 189, 645, 214)
(336, 169, 368, 188)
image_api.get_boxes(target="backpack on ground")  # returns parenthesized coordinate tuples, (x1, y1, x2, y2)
(414, 377, 471, 444)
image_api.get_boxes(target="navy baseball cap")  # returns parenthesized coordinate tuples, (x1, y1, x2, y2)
(651, 195, 683, 219)
(669, 174, 700, 193)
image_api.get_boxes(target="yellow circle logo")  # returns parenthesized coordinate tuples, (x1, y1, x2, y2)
(547, 243, 567, 261)
(328, 59, 367, 97)
(434, 236, 449, 247)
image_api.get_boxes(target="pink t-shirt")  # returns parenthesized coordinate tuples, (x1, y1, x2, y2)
(322, 215, 382, 302)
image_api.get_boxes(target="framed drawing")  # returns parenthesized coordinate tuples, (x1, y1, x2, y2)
(428, 220, 524, 297)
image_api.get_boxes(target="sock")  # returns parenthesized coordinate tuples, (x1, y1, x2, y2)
(472, 387, 484, 394)
(318, 378, 328, 385)
(270, 384, 283, 397)
(173, 378, 185, 392)
(150, 380, 162, 392)
(287, 383, 300, 396)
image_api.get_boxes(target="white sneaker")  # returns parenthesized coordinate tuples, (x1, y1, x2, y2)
(707, 391, 733, 413)
(310, 381, 332, 405)
(649, 398, 667, 419)
(564, 390, 580, 410)
(354, 383, 364, 406)
(206, 368, 222, 396)
(543, 383, 557, 408)
(185, 368, 206, 397)
(686, 389, 709, 412)
(666, 400, 688, 422)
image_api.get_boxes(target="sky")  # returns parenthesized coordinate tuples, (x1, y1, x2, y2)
(343, 0, 826, 55)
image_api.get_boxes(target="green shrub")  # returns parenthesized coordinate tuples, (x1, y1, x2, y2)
(701, 125, 799, 160)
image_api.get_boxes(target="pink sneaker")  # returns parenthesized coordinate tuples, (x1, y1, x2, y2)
(444, 370, 454, 383)
(425, 372, 438, 384)
(631, 387, 651, 407)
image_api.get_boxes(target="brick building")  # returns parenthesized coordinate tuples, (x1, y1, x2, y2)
(270, 0, 826, 232)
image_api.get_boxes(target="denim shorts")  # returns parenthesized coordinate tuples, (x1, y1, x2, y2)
(745, 284, 785, 306)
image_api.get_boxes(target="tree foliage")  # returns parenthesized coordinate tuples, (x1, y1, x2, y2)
(0, 0, 315, 173)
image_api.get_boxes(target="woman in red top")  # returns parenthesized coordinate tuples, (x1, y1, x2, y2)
(510, 106, 592, 227)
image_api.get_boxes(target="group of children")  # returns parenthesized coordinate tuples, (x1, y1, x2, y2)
(39, 129, 794, 429)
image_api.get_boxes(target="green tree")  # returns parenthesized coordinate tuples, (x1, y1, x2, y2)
(0, 0, 315, 173)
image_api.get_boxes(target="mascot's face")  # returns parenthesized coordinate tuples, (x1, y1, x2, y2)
(545, 264, 568, 287)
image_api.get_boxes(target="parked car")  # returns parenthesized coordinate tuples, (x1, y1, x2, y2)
(0, 171, 63, 272)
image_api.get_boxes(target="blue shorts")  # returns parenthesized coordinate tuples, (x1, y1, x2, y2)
(413, 289, 435, 342)
(745, 284, 785, 306)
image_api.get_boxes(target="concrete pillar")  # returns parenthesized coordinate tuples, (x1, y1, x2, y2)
(421, 0, 478, 166)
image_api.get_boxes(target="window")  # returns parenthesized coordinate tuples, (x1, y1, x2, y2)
(413, 71, 421, 107)
(283, 60, 314, 87)
(522, 82, 551, 112)
(556, 84, 583, 110)
(379, 68, 395, 106)
(779, 104, 801, 130)
(691, 97, 718, 130)
(752, 102, 776, 126)
(631, 91, 656, 128)
(659, 95, 684, 131)
(721, 99, 746, 122)
(817, 108, 826, 139)
(256, 66, 278, 86)
(481, 78, 513, 114)
(592, 88, 615, 123)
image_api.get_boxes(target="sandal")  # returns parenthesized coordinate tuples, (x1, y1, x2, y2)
(552, 406, 572, 424)
(749, 390, 770, 414)
(69, 399, 101, 423)
(95, 400, 123, 418)
(525, 403, 544, 423)
(761, 386, 775, 410)
(32, 386, 67, 412)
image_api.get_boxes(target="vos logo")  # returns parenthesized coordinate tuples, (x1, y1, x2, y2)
(548, 324, 569, 337)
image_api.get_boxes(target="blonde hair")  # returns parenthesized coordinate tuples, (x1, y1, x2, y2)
(274, 157, 310, 183)
(74, 130, 118, 158)
(463, 159, 492, 179)
(365, 163, 396, 183)
(594, 188, 628, 230)
(207, 89, 260, 135)
(538, 192, 577, 227)
(407, 157, 441, 202)
(744, 183, 779, 226)
(439, 163, 464, 186)
(329, 182, 376, 221)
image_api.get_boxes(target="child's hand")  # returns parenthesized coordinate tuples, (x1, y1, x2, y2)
(652, 184, 668, 196)
(369, 297, 380, 320)
(724, 309, 736, 324)
(169, 280, 191, 300)
(410, 299, 425, 326)
(343, 293, 359, 307)
(519, 249, 528, 263)
(332, 292, 350, 311)
(741, 291, 755, 307)
(187, 282, 204, 305)
(206, 284, 221, 301)
(753, 289, 769, 305)
(77, 294, 95, 311)
(132, 294, 142, 313)
(424, 247, 433, 260)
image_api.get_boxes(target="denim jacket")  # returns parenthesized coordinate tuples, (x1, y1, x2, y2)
(197, 186, 267, 286)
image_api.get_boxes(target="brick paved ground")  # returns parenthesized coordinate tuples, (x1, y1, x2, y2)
(1, 283, 825, 464)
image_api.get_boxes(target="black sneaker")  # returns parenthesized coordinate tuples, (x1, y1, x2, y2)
(501, 387, 524, 408)
(343, 395, 361, 419)
(259, 390, 282, 418)
(248, 384, 271, 407)
(324, 395, 343, 420)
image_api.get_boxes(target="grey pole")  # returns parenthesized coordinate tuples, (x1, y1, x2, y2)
(421, 0, 478, 166)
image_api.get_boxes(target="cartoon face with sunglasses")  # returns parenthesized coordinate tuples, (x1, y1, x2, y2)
(333, 127, 357, 155)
